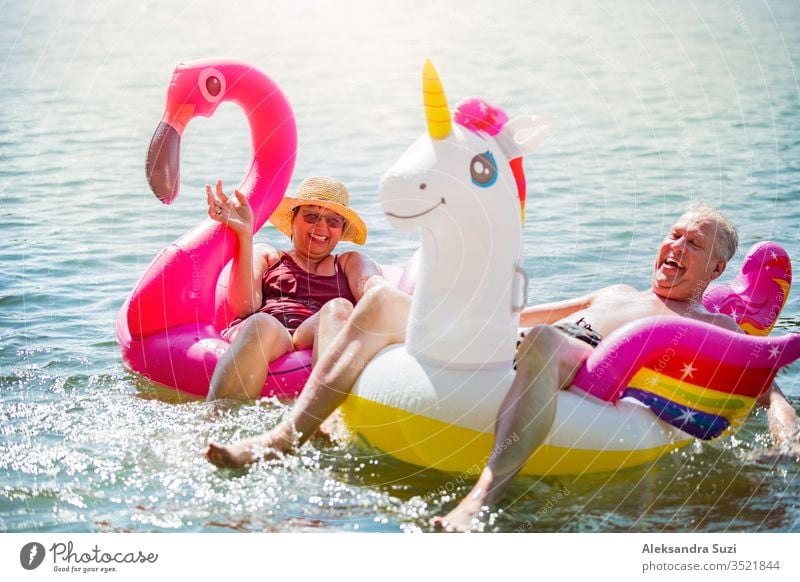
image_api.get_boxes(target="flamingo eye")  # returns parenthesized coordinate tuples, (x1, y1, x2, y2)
(470, 151, 498, 187)
(205, 76, 221, 97)
(199, 68, 225, 103)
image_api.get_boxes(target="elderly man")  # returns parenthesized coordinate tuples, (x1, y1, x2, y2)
(432, 203, 799, 530)
(205, 204, 798, 529)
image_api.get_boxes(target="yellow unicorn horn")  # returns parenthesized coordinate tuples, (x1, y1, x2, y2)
(422, 59, 452, 139)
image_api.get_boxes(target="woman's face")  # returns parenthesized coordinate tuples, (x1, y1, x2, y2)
(291, 204, 346, 259)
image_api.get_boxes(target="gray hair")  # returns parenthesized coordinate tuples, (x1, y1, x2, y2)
(680, 203, 739, 262)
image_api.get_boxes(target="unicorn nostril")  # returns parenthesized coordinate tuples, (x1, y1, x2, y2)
(419, 183, 427, 190)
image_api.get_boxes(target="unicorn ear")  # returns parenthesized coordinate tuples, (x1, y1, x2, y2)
(497, 115, 552, 159)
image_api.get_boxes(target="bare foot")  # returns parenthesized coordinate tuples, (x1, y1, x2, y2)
(204, 439, 272, 469)
(312, 425, 334, 446)
(314, 411, 347, 445)
(204, 424, 296, 469)
(431, 494, 489, 533)
(430, 466, 512, 532)
(431, 485, 493, 533)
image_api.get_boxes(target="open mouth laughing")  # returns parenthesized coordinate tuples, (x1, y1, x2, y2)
(309, 233, 329, 244)
(662, 257, 685, 270)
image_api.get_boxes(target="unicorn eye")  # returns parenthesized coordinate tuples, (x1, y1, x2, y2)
(470, 151, 498, 187)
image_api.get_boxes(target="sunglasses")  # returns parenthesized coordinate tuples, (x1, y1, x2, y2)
(297, 208, 346, 229)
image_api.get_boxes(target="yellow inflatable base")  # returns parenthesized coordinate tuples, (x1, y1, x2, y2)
(341, 394, 692, 477)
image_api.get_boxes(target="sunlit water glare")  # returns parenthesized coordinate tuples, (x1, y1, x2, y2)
(1, 0, 799, 532)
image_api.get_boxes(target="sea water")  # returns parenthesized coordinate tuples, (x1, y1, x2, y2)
(1, 0, 798, 532)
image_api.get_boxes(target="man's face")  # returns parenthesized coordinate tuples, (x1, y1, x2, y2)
(652, 214, 726, 301)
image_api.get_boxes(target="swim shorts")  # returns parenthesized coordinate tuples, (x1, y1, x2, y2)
(553, 317, 603, 348)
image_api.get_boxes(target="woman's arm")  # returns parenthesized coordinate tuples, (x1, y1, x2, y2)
(340, 251, 383, 302)
(206, 180, 265, 317)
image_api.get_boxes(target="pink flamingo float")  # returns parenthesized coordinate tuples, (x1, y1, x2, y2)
(117, 58, 310, 399)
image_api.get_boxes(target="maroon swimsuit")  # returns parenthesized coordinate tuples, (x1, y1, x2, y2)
(224, 252, 356, 337)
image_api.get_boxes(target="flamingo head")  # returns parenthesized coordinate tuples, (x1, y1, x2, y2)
(146, 59, 231, 204)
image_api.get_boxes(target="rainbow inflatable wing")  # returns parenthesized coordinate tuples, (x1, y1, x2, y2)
(703, 241, 791, 336)
(572, 242, 799, 439)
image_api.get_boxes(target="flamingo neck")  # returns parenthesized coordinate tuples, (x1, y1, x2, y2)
(127, 64, 297, 338)
(222, 68, 297, 232)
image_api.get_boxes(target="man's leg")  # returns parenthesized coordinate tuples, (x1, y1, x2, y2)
(205, 279, 411, 468)
(433, 326, 593, 531)
(207, 313, 294, 402)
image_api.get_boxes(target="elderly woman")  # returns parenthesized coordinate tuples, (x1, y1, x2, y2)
(206, 176, 380, 401)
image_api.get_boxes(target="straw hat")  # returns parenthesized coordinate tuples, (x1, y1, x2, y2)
(269, 176, 367, 245)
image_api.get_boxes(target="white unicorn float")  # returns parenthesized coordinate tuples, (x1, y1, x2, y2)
(341, 60, 800, 476)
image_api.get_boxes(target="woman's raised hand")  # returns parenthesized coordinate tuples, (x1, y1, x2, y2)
(206, 179, 254, 237)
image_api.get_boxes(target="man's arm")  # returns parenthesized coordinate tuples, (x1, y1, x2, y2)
(758, 383, 800, 449)
(519, 285, 626, 327)
(703, 310, 800, 452)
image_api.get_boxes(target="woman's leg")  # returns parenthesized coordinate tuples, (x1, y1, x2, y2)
(290, 297, 355, 362)
(207, 313, 294, 402)
(205, 279, 410, 468)
(311, 298, 355, 365)
(291, 311, 320, 352)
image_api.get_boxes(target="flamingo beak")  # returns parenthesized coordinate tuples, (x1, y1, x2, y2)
(146, 121, 181, 205)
